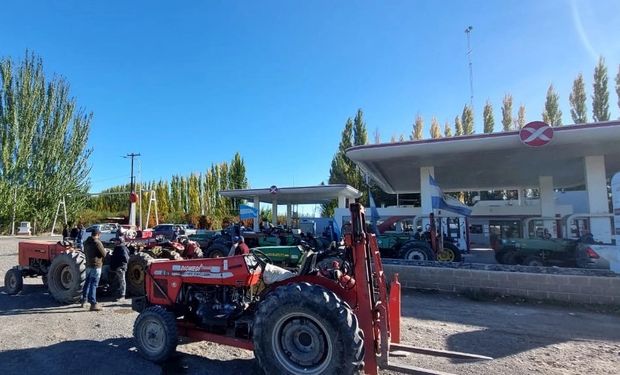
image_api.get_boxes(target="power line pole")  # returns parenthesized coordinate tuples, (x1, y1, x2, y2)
(125, 153, 141, 192)
(124, 152, 141, 227)
(465, 26, 474, 109)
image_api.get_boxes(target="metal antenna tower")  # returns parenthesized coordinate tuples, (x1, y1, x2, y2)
(465, 26, 474, 108)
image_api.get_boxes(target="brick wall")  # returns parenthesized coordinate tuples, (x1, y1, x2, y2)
(383, 264, 620, 305)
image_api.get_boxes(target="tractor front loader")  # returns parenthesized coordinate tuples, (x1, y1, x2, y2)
(132, 203, 491, 374)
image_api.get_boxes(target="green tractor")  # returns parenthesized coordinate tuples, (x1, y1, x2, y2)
(374, 215, 462, 262)
(493, 237, 580, 267)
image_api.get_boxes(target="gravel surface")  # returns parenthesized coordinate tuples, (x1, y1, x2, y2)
(1, 236, 619, 375)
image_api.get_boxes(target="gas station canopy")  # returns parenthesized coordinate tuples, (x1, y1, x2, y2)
(219, 184, 362, 205)
(346, 121, 620, 193)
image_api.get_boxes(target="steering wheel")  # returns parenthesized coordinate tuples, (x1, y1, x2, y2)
(250, 249, 273, 267)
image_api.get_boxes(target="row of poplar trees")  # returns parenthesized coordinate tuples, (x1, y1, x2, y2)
(87, 153, 248, 229)
(0, 52, 91, 234)
(399, 56, 620, 141)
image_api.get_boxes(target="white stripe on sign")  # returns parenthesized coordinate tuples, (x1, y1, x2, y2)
(523, 126, 551, 142)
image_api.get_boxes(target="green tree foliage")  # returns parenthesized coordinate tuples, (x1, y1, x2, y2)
(569, 73, 588, 124)
(353, 109, 367, 146)
(461, 105, 474, 135)
(323, 109, 373, 216)
(516, 104, 526, 129)
(87, 153, 248, 229)
(592, 56, 610, 122)
(411, 115, 423, 140)
(501, 94, 513, 131)
(0, 52, 92, 233)
(542, 84, 562, 126)
(444, 121, 453, 137)
(483, 101, 494, 133)
(430, 117, 442, 138)
(454, 116, 464, 136)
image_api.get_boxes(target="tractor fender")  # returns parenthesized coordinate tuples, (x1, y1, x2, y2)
(264, 275, 358, 309)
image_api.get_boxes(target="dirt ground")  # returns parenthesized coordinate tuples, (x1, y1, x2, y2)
(0, 236, 619, 375)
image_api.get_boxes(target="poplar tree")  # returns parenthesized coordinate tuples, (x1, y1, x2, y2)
(353, 109, 368, 146)
(0, 52, 92, 232)
(483, 101, 494, 133)
(516, 105, 526, 129)
(461, 105, 474, 135)
(569, 73, 588, 124)
(444, 121, 453, 137)
(592, 56, 610, 122)
(411, 115, 424, 140)
(430, 117, 442, 138)
(542, 84, 562, 126)
(501, 94, 513, 131)
(454, 116, 464, 136)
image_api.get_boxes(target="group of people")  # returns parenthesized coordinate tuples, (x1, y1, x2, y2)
(62, 223, 86, 250)
(77, 228, 129, 311)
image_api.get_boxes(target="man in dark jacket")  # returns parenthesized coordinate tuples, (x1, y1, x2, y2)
(80, 229, 107, 311)
(110, 238, 130, 300)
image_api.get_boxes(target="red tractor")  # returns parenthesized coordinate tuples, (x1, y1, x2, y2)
(4, 240, 85, 303)
(132, 203, 490, 374)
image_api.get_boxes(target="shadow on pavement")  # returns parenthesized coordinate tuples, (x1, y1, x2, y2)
(0, 338, 259, 375)
(399, 289, 620, 360)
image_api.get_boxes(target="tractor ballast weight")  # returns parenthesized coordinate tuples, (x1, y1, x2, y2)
(132, 203, 490, 374)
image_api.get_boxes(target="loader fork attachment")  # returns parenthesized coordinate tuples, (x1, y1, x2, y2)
(347, 203, 491, 375)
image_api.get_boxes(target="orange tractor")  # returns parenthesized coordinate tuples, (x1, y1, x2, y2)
(4, 240, 86, 303)
(132, 203, 490, 374)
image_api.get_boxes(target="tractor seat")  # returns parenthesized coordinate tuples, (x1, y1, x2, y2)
(297, 249, 318, 276)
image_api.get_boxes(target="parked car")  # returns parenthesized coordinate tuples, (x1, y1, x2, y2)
(179, 224, 197, 236)
(83, 223, 119, 243)
(152, 224, 184, 240)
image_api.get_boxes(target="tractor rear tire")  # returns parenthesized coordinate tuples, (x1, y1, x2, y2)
(205, 243, 228, 258)
(524, 256, 544, 267)
(4, 268, 24, 295)
(253, 282, 364, 375)
(126, 252, 154, 297)
(133, 306, 178, 363)
(401, 244, 434, 261)
(48, 252, 86, 304)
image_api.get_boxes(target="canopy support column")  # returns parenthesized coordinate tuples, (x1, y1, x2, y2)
(272, 200, 278, 227)
(539, 176, 556, 238)
(420, 166, 435, 227)
(286, 204, 292, 228)
(253, 196, 260, 232)
(584, 155, 611, 243)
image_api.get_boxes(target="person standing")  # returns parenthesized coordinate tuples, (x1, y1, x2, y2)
(110, 238, 129, 300)
(75, 224, 85, 250)
(80, 228, 106, 311)
(62, 224, 69, 240)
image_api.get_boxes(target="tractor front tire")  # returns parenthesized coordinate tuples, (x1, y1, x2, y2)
(48, 252, 86, 304)
(133, 306, 178, 363)
(437, 243, 462, 262)
(253, 282, 364, 375)
(4, 268, 24, 295)
(126, 252, 154, 297)
(401, 244, 434, 261)
(205, 243, 228, 258)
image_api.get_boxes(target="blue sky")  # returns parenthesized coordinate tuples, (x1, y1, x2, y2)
(1, 1, 619, 194)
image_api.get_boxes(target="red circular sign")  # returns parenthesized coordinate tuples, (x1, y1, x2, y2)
(519, 121, 553, 147)
(269, 185, 278, 194)
(129, 192, 138, 203)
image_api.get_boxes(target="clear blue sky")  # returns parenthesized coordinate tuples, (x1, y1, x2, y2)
(1, 1, 619, 194)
